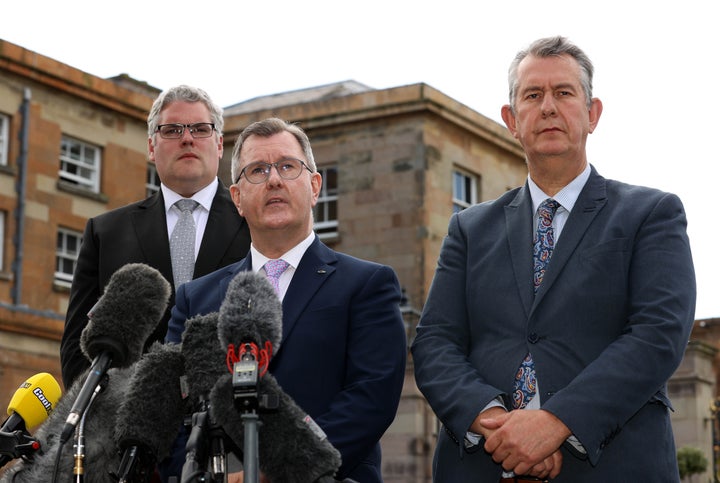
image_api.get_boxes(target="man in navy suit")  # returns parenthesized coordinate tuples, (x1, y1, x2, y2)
(412, 36, 696, 482)
(60, 85, 250, 388)
(165, 117, 407, 482)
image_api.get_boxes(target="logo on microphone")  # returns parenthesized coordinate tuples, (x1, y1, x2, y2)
(33, 387, 53, 415)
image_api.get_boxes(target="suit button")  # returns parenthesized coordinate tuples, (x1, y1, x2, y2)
(528, 333, 539, 343)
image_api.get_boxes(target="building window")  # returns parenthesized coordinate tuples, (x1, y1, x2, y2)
(56, 228, 82, 286)
(147, 163, 160, 197)
(59, 136, 101, 192)
(0, 113, 9, 166)
(313, 166, 338, 239)
(452, 169, 479, 213)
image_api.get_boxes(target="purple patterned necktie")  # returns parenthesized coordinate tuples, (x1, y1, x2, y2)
(264, 259, 289, 297)
(512, 198, 560, 409)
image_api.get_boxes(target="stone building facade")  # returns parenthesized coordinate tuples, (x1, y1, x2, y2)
(1, 38, 714, 482)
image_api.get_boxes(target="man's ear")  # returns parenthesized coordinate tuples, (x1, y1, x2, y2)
(501, 104, 519, 138)
(230, 184, 243, 216)
(588, 98, 603, 134)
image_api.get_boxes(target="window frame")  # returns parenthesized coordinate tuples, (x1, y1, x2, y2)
(313, 165, 339, 240)
(452, 168, 479, 213)
(146, 163, 160, 197)
(55, 227, 82, 287)
(59, 135, 102, 193)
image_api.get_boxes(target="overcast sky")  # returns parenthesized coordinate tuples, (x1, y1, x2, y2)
(2, 1, 717, 318)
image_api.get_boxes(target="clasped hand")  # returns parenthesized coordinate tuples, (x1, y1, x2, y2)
(474, 407, 570, 480)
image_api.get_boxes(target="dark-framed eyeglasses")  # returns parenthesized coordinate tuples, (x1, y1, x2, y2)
(155, 123, 216, 139)
(235, 158, 312, 184)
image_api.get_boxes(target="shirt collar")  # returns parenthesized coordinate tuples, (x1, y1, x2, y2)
(250, 231, 315, 273)
(161, 178, 218, 213)
(527, 163, 591, 214)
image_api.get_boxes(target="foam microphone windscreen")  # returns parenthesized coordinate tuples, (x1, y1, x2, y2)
(114, 342, 188, 462)
(181, 312, 228, 401)
(80, 263, 171, 367)
(209, 373, 342, 483)
(217, 271, 283, 354)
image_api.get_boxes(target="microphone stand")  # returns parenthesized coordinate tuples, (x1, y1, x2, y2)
(180, 410, 212, 483)
(241, 412, 259, 483)
(231, 348, 261, 483)
(207, 412, 228, 482)
(181, 397, 231, 483)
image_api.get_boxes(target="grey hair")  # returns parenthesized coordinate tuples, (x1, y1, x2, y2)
(147, 85, 224, 139)
(231, 117, 316, 184)
(507, 36, 594, 110)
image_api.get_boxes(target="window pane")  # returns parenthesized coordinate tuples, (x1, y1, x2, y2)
(59, 136, 101, 192)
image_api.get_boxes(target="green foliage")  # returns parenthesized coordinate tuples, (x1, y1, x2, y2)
(677, 446, 708, 480)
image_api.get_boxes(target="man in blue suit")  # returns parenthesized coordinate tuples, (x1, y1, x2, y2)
(166, 117, 407, 482)
(412, 36, 696, 482)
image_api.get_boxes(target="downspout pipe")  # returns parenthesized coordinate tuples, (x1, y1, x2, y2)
(3, 87, 63, 320)
(12, 87, 31, 306)
(11, 87, 31, 307)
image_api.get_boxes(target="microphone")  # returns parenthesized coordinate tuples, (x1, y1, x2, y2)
(1, 367, 134, 483)
(216, 271, 283, 482)
(181, 313, 228, 403)
(0, 373, 62, 468)
(217, 271, 283, 377)
(114, 342, 188, 482)
(60, 263, 171, 444)
(179, 313, 236, 482)
(210, 372, 342, 483)
(2, 373, 62, 432)
(215, 271, 341, 480)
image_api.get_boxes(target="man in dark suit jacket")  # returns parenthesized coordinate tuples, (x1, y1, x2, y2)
(60, 85, 251, 388)
(165, 117, 407, 482)
(412, 37, 696, 482)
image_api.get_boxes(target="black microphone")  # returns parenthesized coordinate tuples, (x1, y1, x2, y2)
(179, 313, 235, 482)
(213, 272, 342, 482)
(216, 271, 283, 482)
(210, 372, 342, 483)
(114, 342, 188, 482)
(181, 313, 228, 403)
(217, 271, 283, 368)
(60, 263, 171, 443)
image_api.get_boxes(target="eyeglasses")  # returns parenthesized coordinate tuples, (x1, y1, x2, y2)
(155, 123, 216, 139)
(236, 158, 312, 184)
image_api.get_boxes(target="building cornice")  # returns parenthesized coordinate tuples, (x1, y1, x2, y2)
(0, 39, 153, 121)
(224, 82, 525, 159)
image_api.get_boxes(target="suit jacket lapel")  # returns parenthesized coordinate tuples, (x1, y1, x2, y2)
(532, 167, 608, 306)
(278, 237, 336, 353)
(131, 192, 174, 284)
(505, 185, 535, 318)
(195, 182, 246, 277)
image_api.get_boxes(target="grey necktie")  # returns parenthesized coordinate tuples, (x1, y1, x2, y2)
(170, 199, 199, 289)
